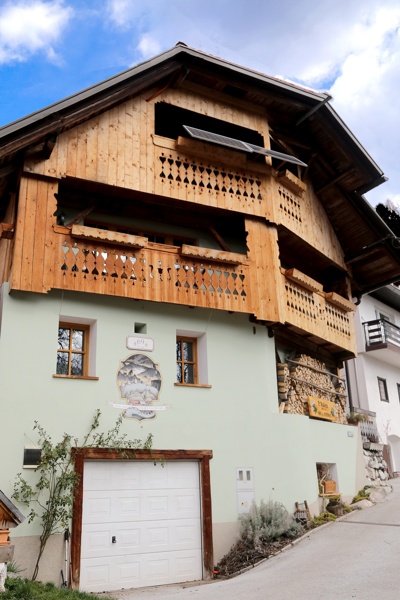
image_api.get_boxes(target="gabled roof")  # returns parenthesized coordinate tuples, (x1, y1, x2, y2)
(1, 42, 400, 295)
(0, 489, 25, 527)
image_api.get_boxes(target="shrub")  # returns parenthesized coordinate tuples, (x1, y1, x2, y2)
(239, 500, 303, 550)
(352, 487, 371, 504)
(309, 511, 337, 528)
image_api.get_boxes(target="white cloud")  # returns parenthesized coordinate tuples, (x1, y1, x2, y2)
(105, 0, 162, 30)
(0, 0, 72, 64)
(324, 6, 400, 205)
(136, 34, 162, 60)
(100, 0, 400, 205)
(329, 7, 400, 107)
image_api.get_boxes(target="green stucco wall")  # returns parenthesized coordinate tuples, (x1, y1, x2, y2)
(0, 283, 366, 577)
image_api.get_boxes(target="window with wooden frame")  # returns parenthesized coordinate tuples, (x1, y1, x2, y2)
(176, 337, 198, 384)
(378, 377, 389, 402)
(57, 322, 89, 377)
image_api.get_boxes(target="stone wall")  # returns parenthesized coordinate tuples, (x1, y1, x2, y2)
(363, 444, 390, 486)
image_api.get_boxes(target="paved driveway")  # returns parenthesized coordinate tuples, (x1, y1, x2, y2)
(105, 478, 400, 600)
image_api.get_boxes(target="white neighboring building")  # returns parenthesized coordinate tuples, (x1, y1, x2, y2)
(346, 285, 400, 474)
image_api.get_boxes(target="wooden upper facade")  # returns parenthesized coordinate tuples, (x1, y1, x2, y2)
(1, 43, 400, 360)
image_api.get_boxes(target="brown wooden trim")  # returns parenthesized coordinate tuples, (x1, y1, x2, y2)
(71, 224, 147, 249)
(57, 322, 90, 377)
(174, 383, 212, 389)
(200, 455, 214, 575)
(70, 448, 213, 589)
(0, 222, 15, 239)
(52, 374, 99, 381)
(70, 451, 84, 588)
(180, 244, 247, 265)
(53, 225, 70, 235)
(21, 170, 60, 183)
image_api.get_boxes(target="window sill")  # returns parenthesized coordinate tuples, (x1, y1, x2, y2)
(174, 383, 212, 389)
(53, 374, 99, 381)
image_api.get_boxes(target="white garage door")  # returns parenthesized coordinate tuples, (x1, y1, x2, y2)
(80, 460, 203, 592)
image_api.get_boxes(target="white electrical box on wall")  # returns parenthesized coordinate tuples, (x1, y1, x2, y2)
(236, 467, 255, 514)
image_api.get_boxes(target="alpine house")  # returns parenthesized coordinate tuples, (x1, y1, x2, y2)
(1, 43, 400, 592)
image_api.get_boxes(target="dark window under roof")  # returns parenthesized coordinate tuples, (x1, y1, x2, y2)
(154, 101, 264, 147)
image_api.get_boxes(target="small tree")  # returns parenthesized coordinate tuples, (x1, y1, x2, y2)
(13, 409, 153, 581)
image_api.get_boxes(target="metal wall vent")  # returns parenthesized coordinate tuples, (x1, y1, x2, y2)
(183, 125, 307, 167)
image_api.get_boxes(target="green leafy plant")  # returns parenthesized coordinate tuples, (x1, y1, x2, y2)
(346, 412, 369, 424)
(309, 511, 337, 527)
(5, 561, 25, 575)
(352, 487, 371, 504)
(13, 410, 152, 581)
(239, 500, 303, 550)
(4, 577, 104, 600)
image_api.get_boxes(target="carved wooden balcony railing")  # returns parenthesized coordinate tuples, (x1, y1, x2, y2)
(53, 233, 253, 314)
(28, 231, 355, 354)
(282, 269, 356, 354)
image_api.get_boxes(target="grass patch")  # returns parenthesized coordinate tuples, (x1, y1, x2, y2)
(4, 578, 108, 600)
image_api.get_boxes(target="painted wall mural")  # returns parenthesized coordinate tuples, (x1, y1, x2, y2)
(115, 353, 162, 420)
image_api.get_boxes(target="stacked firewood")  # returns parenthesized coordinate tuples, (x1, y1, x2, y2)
(277, 353, 347, 423)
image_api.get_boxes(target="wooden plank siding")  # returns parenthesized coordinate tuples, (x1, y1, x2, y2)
(245, 218, 284, 323)
(8, 176, 356, 353)
(0, 194, 16, 285)
(12, 86, 358, 356)
(23, 88, 346, 268)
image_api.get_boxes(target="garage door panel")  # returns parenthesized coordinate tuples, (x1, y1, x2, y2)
(166, 462, 201, 488)
(83, 489, 200, 524)
(81, 460, 202, 591)
(83, 490, 142, 523)
(81, 549, 202, 593)
(82, 518, 201, 558)
(84, 461, 200, 491)
(82, 522, 141, 559)
(84, 461, 142, 491)
(80, 559, 113, 591)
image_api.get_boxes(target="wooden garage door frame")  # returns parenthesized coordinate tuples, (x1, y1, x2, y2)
(70, 448, 213, 589)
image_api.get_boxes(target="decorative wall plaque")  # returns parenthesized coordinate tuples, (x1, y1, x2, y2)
(116, 353, 162, 420)
(308, 395, 337, 422)
(126, 336, 154, 351)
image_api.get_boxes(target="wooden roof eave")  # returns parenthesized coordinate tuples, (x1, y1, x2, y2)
(339, 193, 400, 293)
(0, 490, 25, 526)
(0, 44, 383, 193)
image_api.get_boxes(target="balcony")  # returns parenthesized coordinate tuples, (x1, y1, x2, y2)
(363, 319, 400, 366)
(281, 269, 356, 356)
(10, 212, 357, 356)
(52, 228, 253, 314)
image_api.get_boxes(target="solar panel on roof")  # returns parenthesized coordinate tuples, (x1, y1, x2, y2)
(183, 125, 253, 152)
(248, 144, 308, 167)
(183, 125, 307, 167)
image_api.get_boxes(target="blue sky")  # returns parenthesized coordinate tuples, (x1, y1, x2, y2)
(1, 0, 400, 208)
